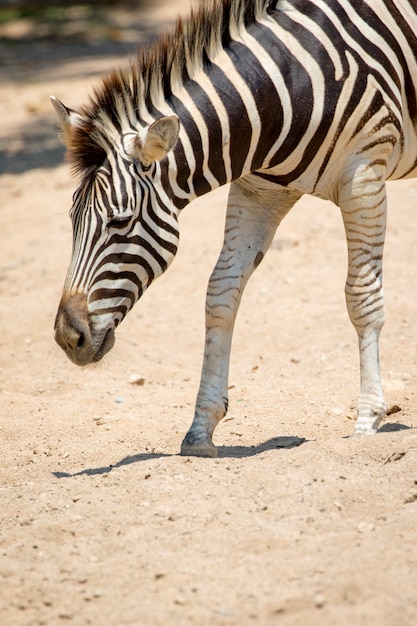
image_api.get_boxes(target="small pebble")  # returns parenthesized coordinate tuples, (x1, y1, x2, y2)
(357, 522, 375, 533)
(314, 593, 326, 608)
(128, 374, 146, 385)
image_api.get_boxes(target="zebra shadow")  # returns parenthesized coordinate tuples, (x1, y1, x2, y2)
(52, 451, 171, 479)
(51, 422, 414, 478)
(52, 435, 307, 478)
(216, 435, 307, 458)
(378, 422, 412, 433)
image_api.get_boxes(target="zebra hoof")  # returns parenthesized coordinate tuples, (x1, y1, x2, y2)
(350, 425, 378, 438)
(351, 409, 385, 437)
(180, 436, 218, 458)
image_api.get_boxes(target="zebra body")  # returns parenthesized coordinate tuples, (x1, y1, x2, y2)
(52, 0, 417, 456)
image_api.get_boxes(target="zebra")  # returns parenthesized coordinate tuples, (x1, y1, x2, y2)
(52, 0, 417, 457)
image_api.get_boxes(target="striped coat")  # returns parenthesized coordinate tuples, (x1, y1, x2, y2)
(52, 0, 417, 456)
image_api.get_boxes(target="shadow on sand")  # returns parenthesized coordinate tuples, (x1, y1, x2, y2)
(52, 435, 307, 478)
(52, 422, 413, 479)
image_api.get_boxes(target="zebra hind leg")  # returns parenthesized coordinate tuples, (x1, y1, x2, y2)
(339, 160, 388, 436)
(180, 177, 301, 457)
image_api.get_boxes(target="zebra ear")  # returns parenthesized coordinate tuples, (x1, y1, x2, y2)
(50, 96, 84, 147)
(128, 115, 180, 166)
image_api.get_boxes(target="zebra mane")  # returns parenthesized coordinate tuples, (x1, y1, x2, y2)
(67, 0, 270, 177)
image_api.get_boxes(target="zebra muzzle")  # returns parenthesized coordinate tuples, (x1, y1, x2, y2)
(54, 292, 115, 366)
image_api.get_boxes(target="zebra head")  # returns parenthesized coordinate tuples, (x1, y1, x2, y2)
(51, 97, 180, 366)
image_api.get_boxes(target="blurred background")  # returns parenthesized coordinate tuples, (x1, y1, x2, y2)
(0, 0, 193, 174)
(0, 0, 178, 75)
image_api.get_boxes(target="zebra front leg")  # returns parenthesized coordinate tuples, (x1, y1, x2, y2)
(180, 177, 300, 457)
(339, 160, 388, 436)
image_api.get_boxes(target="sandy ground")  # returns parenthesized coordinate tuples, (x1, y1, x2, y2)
(1, 2, 417, 625)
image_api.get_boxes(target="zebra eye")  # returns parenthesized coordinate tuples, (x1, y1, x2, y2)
(107, 209, 133, 228)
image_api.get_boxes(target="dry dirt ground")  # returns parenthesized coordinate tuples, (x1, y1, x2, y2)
(1, 2, 417, 625)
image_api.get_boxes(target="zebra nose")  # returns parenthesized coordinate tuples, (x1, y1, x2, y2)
(54, 292, 92, 365)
